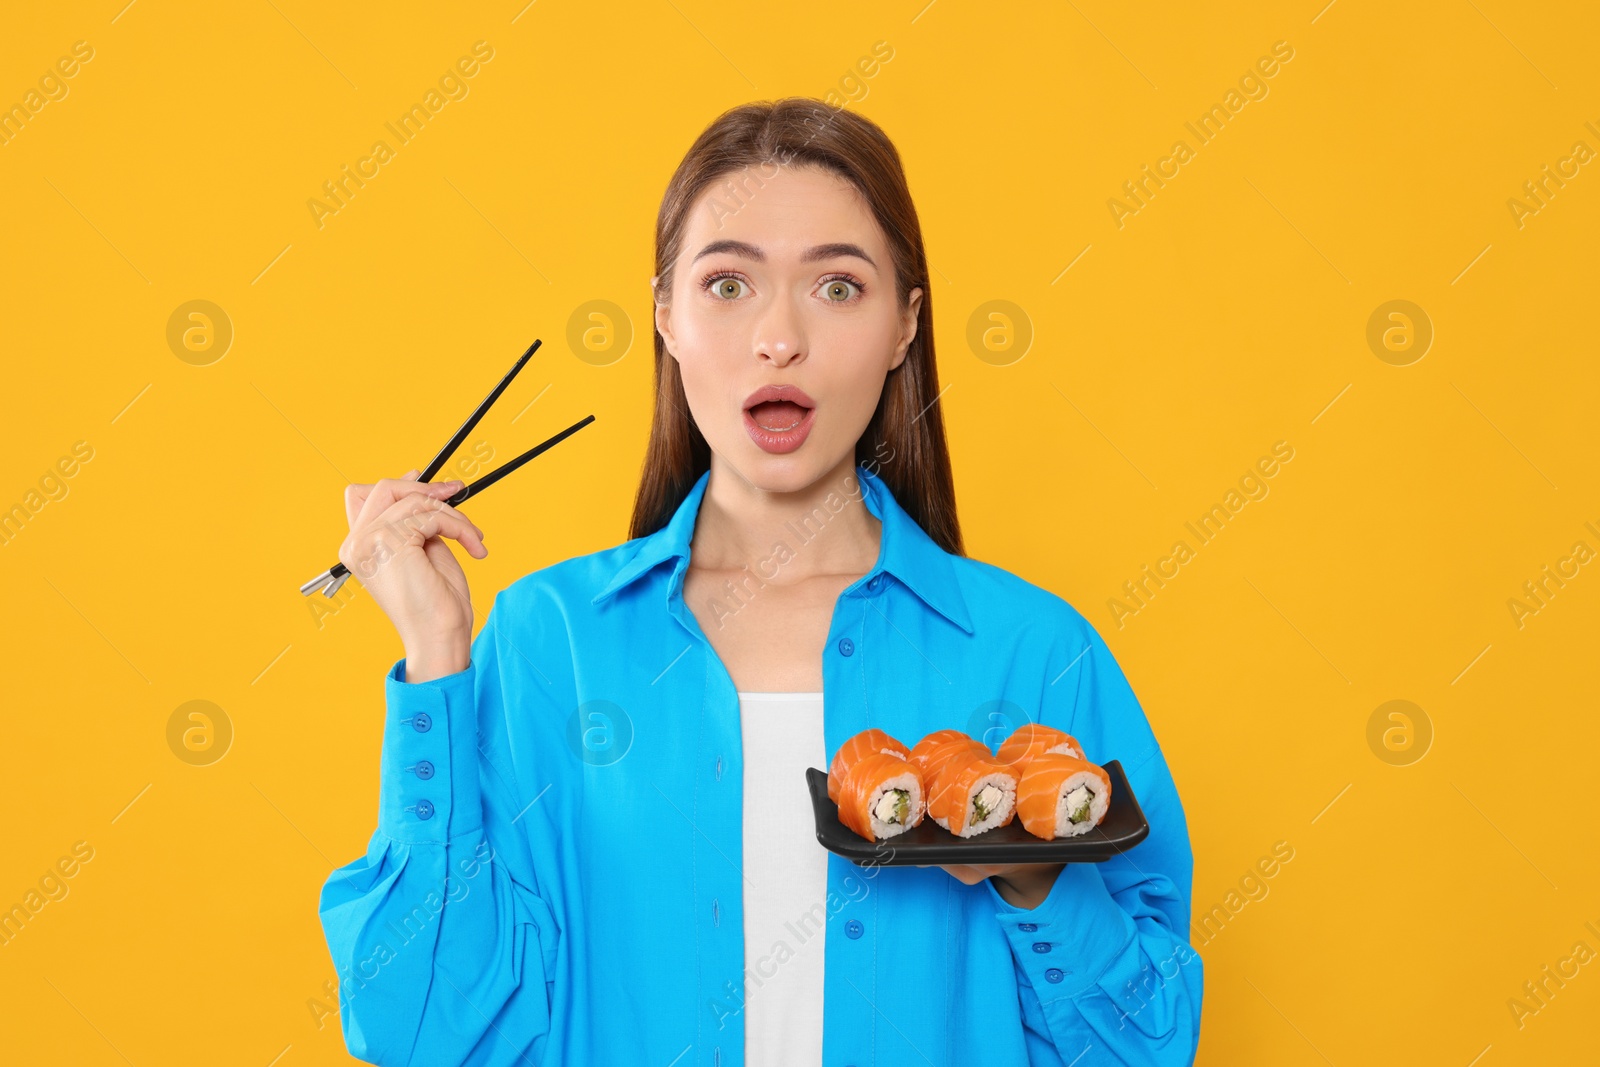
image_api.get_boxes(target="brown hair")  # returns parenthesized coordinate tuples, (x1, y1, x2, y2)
(627, 97, 963, 556)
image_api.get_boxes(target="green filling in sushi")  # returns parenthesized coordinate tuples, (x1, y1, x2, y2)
(1067, 785, 1095, 823)
(873, 788, 911, 825)
(971, 784, 1003, 823)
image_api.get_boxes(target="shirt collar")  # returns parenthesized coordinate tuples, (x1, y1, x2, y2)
(590, 463, 974, 635)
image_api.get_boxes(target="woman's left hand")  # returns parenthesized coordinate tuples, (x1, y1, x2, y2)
(917, 861, 1066, 910)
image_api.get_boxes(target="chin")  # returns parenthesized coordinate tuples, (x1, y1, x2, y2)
(724, 448, 839, 497)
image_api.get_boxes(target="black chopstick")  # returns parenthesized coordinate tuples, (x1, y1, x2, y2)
(440, 413, 596, 506)
(418, 339, 541, 483)
(299, 339, 596, 595)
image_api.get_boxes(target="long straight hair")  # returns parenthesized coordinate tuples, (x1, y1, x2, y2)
(627, 97, 963, 556)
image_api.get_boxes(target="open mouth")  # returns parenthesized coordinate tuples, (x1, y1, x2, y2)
(746, 399, 810, 432)
(742, 385, 817, 454)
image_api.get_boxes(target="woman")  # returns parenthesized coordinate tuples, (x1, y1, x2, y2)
(320, 98, 1202, 1066)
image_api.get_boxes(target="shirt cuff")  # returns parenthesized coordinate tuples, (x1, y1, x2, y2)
(986, 861, 1133, 998)
(377, 656, 482, 844)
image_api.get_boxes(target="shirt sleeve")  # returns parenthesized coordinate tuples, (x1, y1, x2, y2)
(984, 609, 1204, 1066)
(317, 592, 562, 1066)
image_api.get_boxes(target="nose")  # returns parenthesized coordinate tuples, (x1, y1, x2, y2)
(753, 292, 806, 368)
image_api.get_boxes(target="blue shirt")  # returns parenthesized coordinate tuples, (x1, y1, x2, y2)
(319, 463, 1203, 1066)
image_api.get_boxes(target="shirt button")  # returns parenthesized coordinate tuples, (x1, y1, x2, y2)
(410, 712, 432, 733)
(837, 637, 855, 657)
(1045, 968, 1064, 983)
(414, 760, 435, 780)
(415, 799, 435, 821)
(868, 574, 884, 592)
(845, 919, 863, 939)
(1032, 941, 1051, 953)
(1018, 922, 1038, 932)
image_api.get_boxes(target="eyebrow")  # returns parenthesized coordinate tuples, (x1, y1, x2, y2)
(690, 239, 878, 270)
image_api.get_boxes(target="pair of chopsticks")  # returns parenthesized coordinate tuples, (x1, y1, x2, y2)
(299, 339, 596, 597)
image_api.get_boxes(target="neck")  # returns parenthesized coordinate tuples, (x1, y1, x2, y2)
(690, 453, 881, 582)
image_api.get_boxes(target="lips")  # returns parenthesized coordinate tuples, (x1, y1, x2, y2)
(743, 384, 816, 413)
(742, 384, 816, 455)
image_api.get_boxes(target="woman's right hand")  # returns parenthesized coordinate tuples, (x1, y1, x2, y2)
(337, 468, 488, 680)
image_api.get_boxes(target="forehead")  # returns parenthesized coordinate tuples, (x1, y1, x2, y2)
(680, 163, 886, 261)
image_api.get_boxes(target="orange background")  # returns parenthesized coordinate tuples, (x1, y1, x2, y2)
(2, 1, 1596, 1063)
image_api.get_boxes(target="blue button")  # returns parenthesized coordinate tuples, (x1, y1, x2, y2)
(845, 919, 863, 939)
(1032, 941, 1051, 954)
(837, 637, 854, 657)
(411, 712, 432, 733)
(415, 799, 435, 820)
(414, 760, 434, 780)
(1018, 922, 1038, 932)
(868, 574, 884, 592)
(1045, 968, 1064, 983)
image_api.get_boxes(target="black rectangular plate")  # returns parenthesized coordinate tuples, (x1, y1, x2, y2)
(808, 759, 1149, 865)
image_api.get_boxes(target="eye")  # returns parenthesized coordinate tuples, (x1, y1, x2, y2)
(702, 272, 748, 300)
(819, 275, 866, 303)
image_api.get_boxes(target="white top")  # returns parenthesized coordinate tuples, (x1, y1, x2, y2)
(737, 690, 827, 1066)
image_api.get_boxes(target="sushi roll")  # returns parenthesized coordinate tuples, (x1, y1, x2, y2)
(828, 728, 912, 802)
(995, 722, 1084, 773)
(926, 748, 1018, 837)
(1016, 753, 1112, 839)
(908, 728, 986, 781)
(837, 751, 926, 841)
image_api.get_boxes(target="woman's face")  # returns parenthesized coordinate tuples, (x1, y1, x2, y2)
(654, 162, 923, 494)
